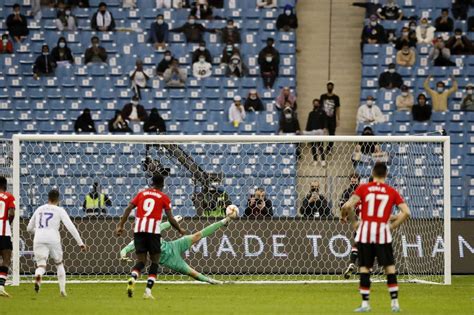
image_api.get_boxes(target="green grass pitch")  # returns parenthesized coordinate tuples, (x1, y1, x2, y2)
(2, 276, 473, 315)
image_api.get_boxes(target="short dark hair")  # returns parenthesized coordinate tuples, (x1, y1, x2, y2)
(0, 176, 7, 190)
(350, 173, 360, 180)
(91, 36, 99, 42)
(312, 98, 320, 104)
(13, 4, 20, 9)
(48, 189, 60, 202)
(372, 162, 388, 178)
(151, 174, 165, 189)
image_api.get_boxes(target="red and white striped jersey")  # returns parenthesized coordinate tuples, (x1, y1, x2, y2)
(131, 188, 171, 235)
(353, 182, 404, 244)
(0, 191, 15, 237)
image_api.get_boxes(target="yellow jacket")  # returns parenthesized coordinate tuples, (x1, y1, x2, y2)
(423, 78, 458, 112)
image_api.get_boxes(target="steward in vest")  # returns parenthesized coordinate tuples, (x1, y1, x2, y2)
(83, 182, 112, 216)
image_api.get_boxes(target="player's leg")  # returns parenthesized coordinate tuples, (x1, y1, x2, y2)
(0, 245, 12, 297)
(127, 233, 148, 298)
(186, 266, 223, 285)
(354, 243, 374, 313)
(32, 243, 49, 294)
(50, 244, 66, 297)
(379, 244, 399, 312)
(143, 233, 161, 300)
(344, 238, 359, 279)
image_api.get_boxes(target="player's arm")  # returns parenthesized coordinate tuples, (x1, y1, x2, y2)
(165, 208, 186, 235)
(115, 202, 136, 236)
(60, 209, 86, 250)
(26, 211, 37, 234)
(341, 195, 361, 230)
(390, 203, 411, 231)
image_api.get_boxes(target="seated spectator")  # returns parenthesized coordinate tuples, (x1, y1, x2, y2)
(257, 0, 276, 8)
(130, 59, 151, 99)
(6, 4, 29, 43)
(377, 0, 403, 20)
(170, 15, 214, 43)
(244, 89, 264, 112)
(33, 44, 57, 80)
(461, 83, 474, 111)
(91, 2, 115, 32)
(156, 50, 175, 76)
(228, 95, 246, 127)
(0, 34, 14, 54)
(190, 0, 213, 20)
(276, 4, 298, 31)
(163, 59, 187, 88)
(452, 0, 470, 20)
(225, 54, 247, 78)
(275, 87, 297, 110)
(435, 9, 454, 32)
(408, 21, 418, 42)
(84, 36, 108, 64)
(192, 55, 212, 79)
(305, 99, 328, 166)
(82, 182, 112, 216)
(74, 108, 96, 133)
(423, 75, 458, 112)
(148, 14, 169, 50)
(123, 0, 137, 9)
(259, 52, 279, 89)
(258, 37, 280, 68)
(108, 110, 132, 133)
(378, 63, 403, 89)
(352, 126, 389, 165)
(395, 27, 416, 50)
(192, 41, 212, 63)
(56, 3, 77, 31)
(279, 106, 300, 134)
(429, 38, 456, 66)
(386, 30, 397, 45)
(244, 187, 273, 219)
(51, 37, 74, 64)
(361, 15, 386, 45)
(357, 96, 385, 124)
(221, 44, 241, 65)
(300, 181, 331, 218)
(156, 0, 183, 8)
(447, 28, 473, 55)
(412, 93, 432, 121)
(396, 43, 416, 67)
(121, 96, 148, 122)
(144, 108, 166, 133)
(220, 19, 241, 45)
(416, 18, 436, 44)
(396, 85, 414, 111)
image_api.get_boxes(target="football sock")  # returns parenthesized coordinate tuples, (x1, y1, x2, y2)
(146, 263, 158, 291)
(35, 266, 46, 281)
(360, 273, 371, 307)
(131, 262, 145, 280)
(0, 266, 8, 287)
(57, 263, 66, 293)
(350, 247, 358, 264)
(201, 220, 225, 238)
(387, 274, 399, 305)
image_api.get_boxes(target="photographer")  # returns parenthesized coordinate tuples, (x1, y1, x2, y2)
(300, 181, 331, 218)
(244, 187, 273, 219)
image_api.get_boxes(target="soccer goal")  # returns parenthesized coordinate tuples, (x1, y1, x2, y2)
(8, 134, 451, 285)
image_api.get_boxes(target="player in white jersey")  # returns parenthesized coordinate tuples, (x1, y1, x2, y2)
(27, 190, 86, 296)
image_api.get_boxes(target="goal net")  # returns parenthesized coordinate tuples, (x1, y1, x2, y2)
(10, 135, 451, 285)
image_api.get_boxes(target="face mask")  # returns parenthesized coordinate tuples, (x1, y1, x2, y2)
(467, 89, 473, 95)
(402, 92, 408, 96)
(164, 55, 171, 61)
(43, 52, 49, 56)
(266, 57, 272, 62)
(250, 95, 257, 100)
(188, 19, 195, 25)
(199, 58, 205, 63)
(232, 59, 239, 64)
(227, 24, 233, 29)
(410, 26, 416, 31)
(455, 35, 461, 39)
(59, 42, 66, 48)
(65, 10, 71, 15)
(132, 100, 138, 105)
(157, 19, 164, 24)
(421, 23, 428, 28)
(285, 10, 291, 15)
(388, 68, 395, 73)
(403, 49, 410, 55)
(226, 47, 233, 52)
(199, 46, 205, 51)
(402, 32, 409, 36)
(370, 21, 377, 26)
(2, 39, 7, 45)
(284, 113, 292, 119)
(367, 100, 373, 106)
(437, 87, 444, 93)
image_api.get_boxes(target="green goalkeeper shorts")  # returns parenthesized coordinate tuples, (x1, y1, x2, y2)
(160, 235, 193, 275)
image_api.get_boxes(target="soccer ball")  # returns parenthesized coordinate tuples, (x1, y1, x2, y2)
(225, 204, 239, 219)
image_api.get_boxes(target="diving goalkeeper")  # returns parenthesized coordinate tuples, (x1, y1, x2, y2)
(120, 214, 233, 284)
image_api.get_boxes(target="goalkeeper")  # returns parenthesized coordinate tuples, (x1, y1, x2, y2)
(120, 214, 234, 284)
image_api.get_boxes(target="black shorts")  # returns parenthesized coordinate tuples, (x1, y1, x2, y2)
(0, 236, 12, 251)
(134, 233, 161, 255)
(357, 243, 395, 268)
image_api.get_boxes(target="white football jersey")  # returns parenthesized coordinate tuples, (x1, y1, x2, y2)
(27, 204, 84, 246)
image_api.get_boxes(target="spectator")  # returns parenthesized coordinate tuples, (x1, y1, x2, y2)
(395, 27, 416, 50)
(33, 44, 57, 80)
(446, 28, 473, 55)
(378, 63, 403, 89)
(361, 15, 386, 45)
(408, 21, 418, 43)
(386, 30, 397, 45)
(156, 0, 183, 8)
(51, 37, 74, 65)
(258, 37, 280, 70)
(352, 126, 389, 165)
(416, 18, 436, 44)
(130, 59, 151, 99)
(396, 43, 416, 67)
(276, 4, 298, 31)
(396, 85, 414, 111)
(259, 52, 279, 89)
(423, 75, 458, 112)
(91, 2, 116, 32)
(435, 9, 454, 32)
(376, 0, 403, 20)
(190, 0, 213, 20)
(123, 0, 137, 9)
(338, 174, 360, 209)
(257, 0, 277, 8)
(225, 53, 248, 78)
(452, 0, 470, 20)
(412, 93, 432, 121)
(74, 108, 96, 133)
(279, 106, 300, 134)
(357, 96, 385, 124)
(121, 96, 148, 122)
(320, 81, 340, 153)
(192, 55, 212, 79)
(220, 19, 241, 45)
(170, 15, 214, 43)
(30, 0, 41, 20)
(275, 87, 297, 110)
(194, 183, 232, 217)
(6, 4, 29, 43)
(108, 110, 132, 133)
(0, 34, 14, 54)
(82, 182, 112, 216)
(191, 41, 212, 63)
(461, 83, 474, 111)
(163, 59, 187, 88)
(221, 44, 241, 65)
(84, 36, 108, 64)
(429, 38, 456, 66)
(148, 14, 169, 50)
(228, 95, 246, 127)
(244, 187, 273, 219)
(305, 99, 328, 166)
(244, 89, 264, 112)
(156, 50, 175, 76)
(209, 0, 223, 8)
(144, 108, 166, 133)
(300, 181, 331, 218)
(56, 3, 77, 31)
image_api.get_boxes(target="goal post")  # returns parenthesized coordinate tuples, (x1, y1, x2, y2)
(10, 134, 451, 285)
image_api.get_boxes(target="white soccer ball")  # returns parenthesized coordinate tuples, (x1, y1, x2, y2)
(225, 204, 239, 218)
